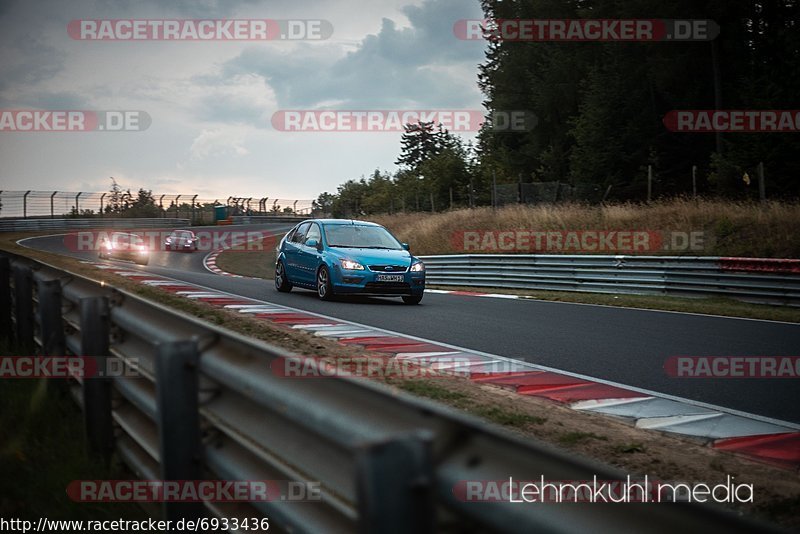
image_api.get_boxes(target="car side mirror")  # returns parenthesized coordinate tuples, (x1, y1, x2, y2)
(306, 238, 319, 249)
(401, 243, 410, 251)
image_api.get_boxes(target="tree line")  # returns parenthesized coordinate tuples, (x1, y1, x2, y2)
(315, 0, 800, 217)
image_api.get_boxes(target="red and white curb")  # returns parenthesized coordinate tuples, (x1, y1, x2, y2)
(426, 288, 524, 300)
(201, 225, 288, 278)
(202, 249, 247, 278)
(87, 260, 800, 470)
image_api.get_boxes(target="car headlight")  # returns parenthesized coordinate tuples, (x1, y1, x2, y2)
(165, 238, 172, 244)
(410, 261, 425, 272)
(341, 259, 364, 271)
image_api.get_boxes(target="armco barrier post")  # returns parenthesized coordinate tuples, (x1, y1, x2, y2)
(0, 256, 11, 342)
(155, 340, 203, 522)
(80, 296, 114, 461)
(355, 432, 434, 534)
(12, 263, 34, 353)
(36, 277, 65, 356)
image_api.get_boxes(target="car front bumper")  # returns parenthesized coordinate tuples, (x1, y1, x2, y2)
(331, 266, 425, 296)
(165, 242, 196, 250)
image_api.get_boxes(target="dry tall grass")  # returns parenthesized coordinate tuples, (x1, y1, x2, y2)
(372, 199, 800, 258)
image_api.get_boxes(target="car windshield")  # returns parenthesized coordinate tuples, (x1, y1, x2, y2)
(111, 234, 143, 246)
(171, 231, 193, 238)
(325, 225, 402, 250)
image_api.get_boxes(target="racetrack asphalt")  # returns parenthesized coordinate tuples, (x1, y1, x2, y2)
(19, 225, 800, 424)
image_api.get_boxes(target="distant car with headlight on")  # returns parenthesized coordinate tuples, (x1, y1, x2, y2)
(164, 229, 198, 251)
(98, 232, 149, 265)
(275, 219, 425, 304)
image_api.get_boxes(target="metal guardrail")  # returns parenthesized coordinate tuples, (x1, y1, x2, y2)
(0, 218, 191, 232)
(230, 215, 306, 224)
(0, 251, 771, 533)
(419, 254, 800, 306)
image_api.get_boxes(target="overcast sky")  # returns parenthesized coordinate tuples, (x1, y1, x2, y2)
(0, 0, 486, 201)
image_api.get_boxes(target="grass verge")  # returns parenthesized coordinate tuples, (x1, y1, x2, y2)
(215, 247, 275, 279)
(371, 199, 800, 258)
(0, 344, 148, 521)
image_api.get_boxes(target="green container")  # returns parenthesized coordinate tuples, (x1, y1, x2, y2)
(214, 205, 228, 222)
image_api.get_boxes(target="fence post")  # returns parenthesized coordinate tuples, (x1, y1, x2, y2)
(36, 276, 65, 356)
(356, 432, 434, 534)
(23, 190, 31, 218)
(50, 191, 57, 219)
(80, 296, 114, 461)
(692, 166, 697, 199)
(647, 165, 653, 202)
(75, 192, 81, 215)
(13, 262, 34, 353)
(155, 340, 203, 522)
(191, 194, 198, 223)
(602, 185, 613, 203)
(100, 193, 106, 218)
(492, 169, 497, 209)
(758, 162, 766, 204)
(0, 256, 11, 342)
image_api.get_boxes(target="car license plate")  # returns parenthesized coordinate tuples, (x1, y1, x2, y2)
(376, 274, 404, 282)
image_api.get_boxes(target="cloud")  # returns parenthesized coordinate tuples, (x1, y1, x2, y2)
(223, 0, 484, 109)
(0, 0, 489, 199)
(189, 127, 251, 160)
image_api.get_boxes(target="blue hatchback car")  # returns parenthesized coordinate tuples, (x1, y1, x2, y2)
(275, 219, 426, 304)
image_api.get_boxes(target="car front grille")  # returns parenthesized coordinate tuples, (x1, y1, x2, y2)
(368, 265, 408, 272)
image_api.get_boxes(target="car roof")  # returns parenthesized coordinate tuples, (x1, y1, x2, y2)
(300, 219, 381, 227)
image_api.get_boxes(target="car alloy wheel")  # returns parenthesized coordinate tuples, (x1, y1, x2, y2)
(275, 261, 292, 292)
(317, 266, 333, 301)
